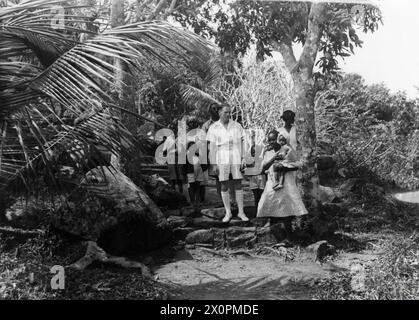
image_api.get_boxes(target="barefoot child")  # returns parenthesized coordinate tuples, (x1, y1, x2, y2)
(272, 134, 293, 190)
(264, 131, 292, 191)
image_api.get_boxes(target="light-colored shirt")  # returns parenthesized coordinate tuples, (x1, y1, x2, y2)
(161, 134, 177, 164)
(206, 120, 245, 165)
(202, 119, 215, 133)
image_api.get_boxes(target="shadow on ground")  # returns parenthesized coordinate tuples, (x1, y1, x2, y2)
(166, 273, 317, 300)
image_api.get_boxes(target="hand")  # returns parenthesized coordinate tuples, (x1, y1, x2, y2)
(276, 162, 284, 169)
(240, 160, 246, 172)
(275, 152, 284, 161)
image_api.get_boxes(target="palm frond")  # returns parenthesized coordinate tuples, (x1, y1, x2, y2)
(179, 84, 221, 110)
(0, 0, 216, 191)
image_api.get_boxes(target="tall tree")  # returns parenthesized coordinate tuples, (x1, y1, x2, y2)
(110, 0, 131, 169)
(171, 0, 382, 206)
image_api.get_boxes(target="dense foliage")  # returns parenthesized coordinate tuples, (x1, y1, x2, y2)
(315, 233, 419, 300)
(0, 0, 215, 193)
(172, 0, 382, 77)
(315, 73, 419, 189)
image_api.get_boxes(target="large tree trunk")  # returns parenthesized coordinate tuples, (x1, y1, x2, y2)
(275, 3, 326, 208)
(293, 73, 320, 208)
(111, 0, 137, 135)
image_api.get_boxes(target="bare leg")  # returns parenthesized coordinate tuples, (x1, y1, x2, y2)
(195, 181, 201, 204)
(273, 168, 284, 190)
(188, 182, 196, 204)
(229, 179, 236, 208)
(199, 185, 206, 203)
(177, 181, 184, 194)
(252, 189, 262, 207)
(278, 171, 285, 186)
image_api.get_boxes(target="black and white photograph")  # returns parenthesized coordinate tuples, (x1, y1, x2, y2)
(0, 0, 418, 306)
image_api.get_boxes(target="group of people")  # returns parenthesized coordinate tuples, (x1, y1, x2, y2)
(162, 103, 308, 224)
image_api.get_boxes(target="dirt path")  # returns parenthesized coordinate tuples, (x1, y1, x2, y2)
(152, 246, 378, 300)
(393, 190, 419, 204)
(151, 181, 383, 300)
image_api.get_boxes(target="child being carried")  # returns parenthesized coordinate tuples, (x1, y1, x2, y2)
(265, 131, 294, 191)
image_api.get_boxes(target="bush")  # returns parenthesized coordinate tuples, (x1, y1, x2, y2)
(315, 73, 419, 189)
(315, 233, 419, 300)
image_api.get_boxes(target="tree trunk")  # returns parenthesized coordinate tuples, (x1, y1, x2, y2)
(293, 73, 320, 208)
(111, 0, 137, 135)
(275, 3, 326, 208)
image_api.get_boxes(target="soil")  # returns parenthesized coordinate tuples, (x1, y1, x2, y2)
(1, 178, 416, 300)
(152, 245, 379, 300)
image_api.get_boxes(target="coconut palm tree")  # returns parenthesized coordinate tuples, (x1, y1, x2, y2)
(0, 0, 215, 192)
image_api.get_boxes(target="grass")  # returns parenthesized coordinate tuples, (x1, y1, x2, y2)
(315, 232, 419, 300)
(313, 177, 419, 300)
(1, 178, 418, 300)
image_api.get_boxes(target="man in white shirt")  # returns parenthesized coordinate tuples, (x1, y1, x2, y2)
(207, 105, 249, 223)
(202, 103, 237, 207)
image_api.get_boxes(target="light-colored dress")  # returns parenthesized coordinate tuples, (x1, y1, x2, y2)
(257, 147, 308, 218)
(278, 126, 297, 151)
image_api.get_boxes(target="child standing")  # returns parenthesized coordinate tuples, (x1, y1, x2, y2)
(163, 127, 187, 195)
(244, 130, 266, 208)
(186, 116, 205, 205)
(185, 140, 204, 205)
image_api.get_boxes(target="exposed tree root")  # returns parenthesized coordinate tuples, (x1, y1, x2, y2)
(69, 241, 152, 278)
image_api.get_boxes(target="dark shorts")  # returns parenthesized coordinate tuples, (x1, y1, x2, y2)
(168, 164, 186, 182)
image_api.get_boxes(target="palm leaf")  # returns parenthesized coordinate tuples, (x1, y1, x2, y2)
(0, 0, 216, 192)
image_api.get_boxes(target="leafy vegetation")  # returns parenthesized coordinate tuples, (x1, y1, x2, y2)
(0, 233, 168, 299)
(316, 73, 419, 189)
(0, 0, 215, 195)
(315, 233, 419, 300)
(0, 0, 418, 301)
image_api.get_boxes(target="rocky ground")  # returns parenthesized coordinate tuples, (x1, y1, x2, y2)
(0, 177, 418, 300)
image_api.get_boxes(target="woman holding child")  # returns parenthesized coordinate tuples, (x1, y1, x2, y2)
(256, 110, 308, 220)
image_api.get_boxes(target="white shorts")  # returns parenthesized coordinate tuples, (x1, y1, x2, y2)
(248, 175, 266, 190)
(218, 164, 243, 182)
(187, 165, 204, 183)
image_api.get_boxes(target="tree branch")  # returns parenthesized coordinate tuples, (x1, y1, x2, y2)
(273, 40, 298, 73)
(0, 226, 45, 238)
(161, 0, 177, 20)
(148, 0, 169, 20)
(298, 3, 327, 76)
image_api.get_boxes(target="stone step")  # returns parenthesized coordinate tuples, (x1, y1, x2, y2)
(164, 205, 257, 219)
(167, 215, 252, 229)
(183, 224, 288, 249)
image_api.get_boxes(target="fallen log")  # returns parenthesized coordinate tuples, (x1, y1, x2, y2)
(0, 226, 45, 238)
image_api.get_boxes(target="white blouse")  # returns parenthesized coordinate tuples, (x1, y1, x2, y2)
(277, 126, 297, 151)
